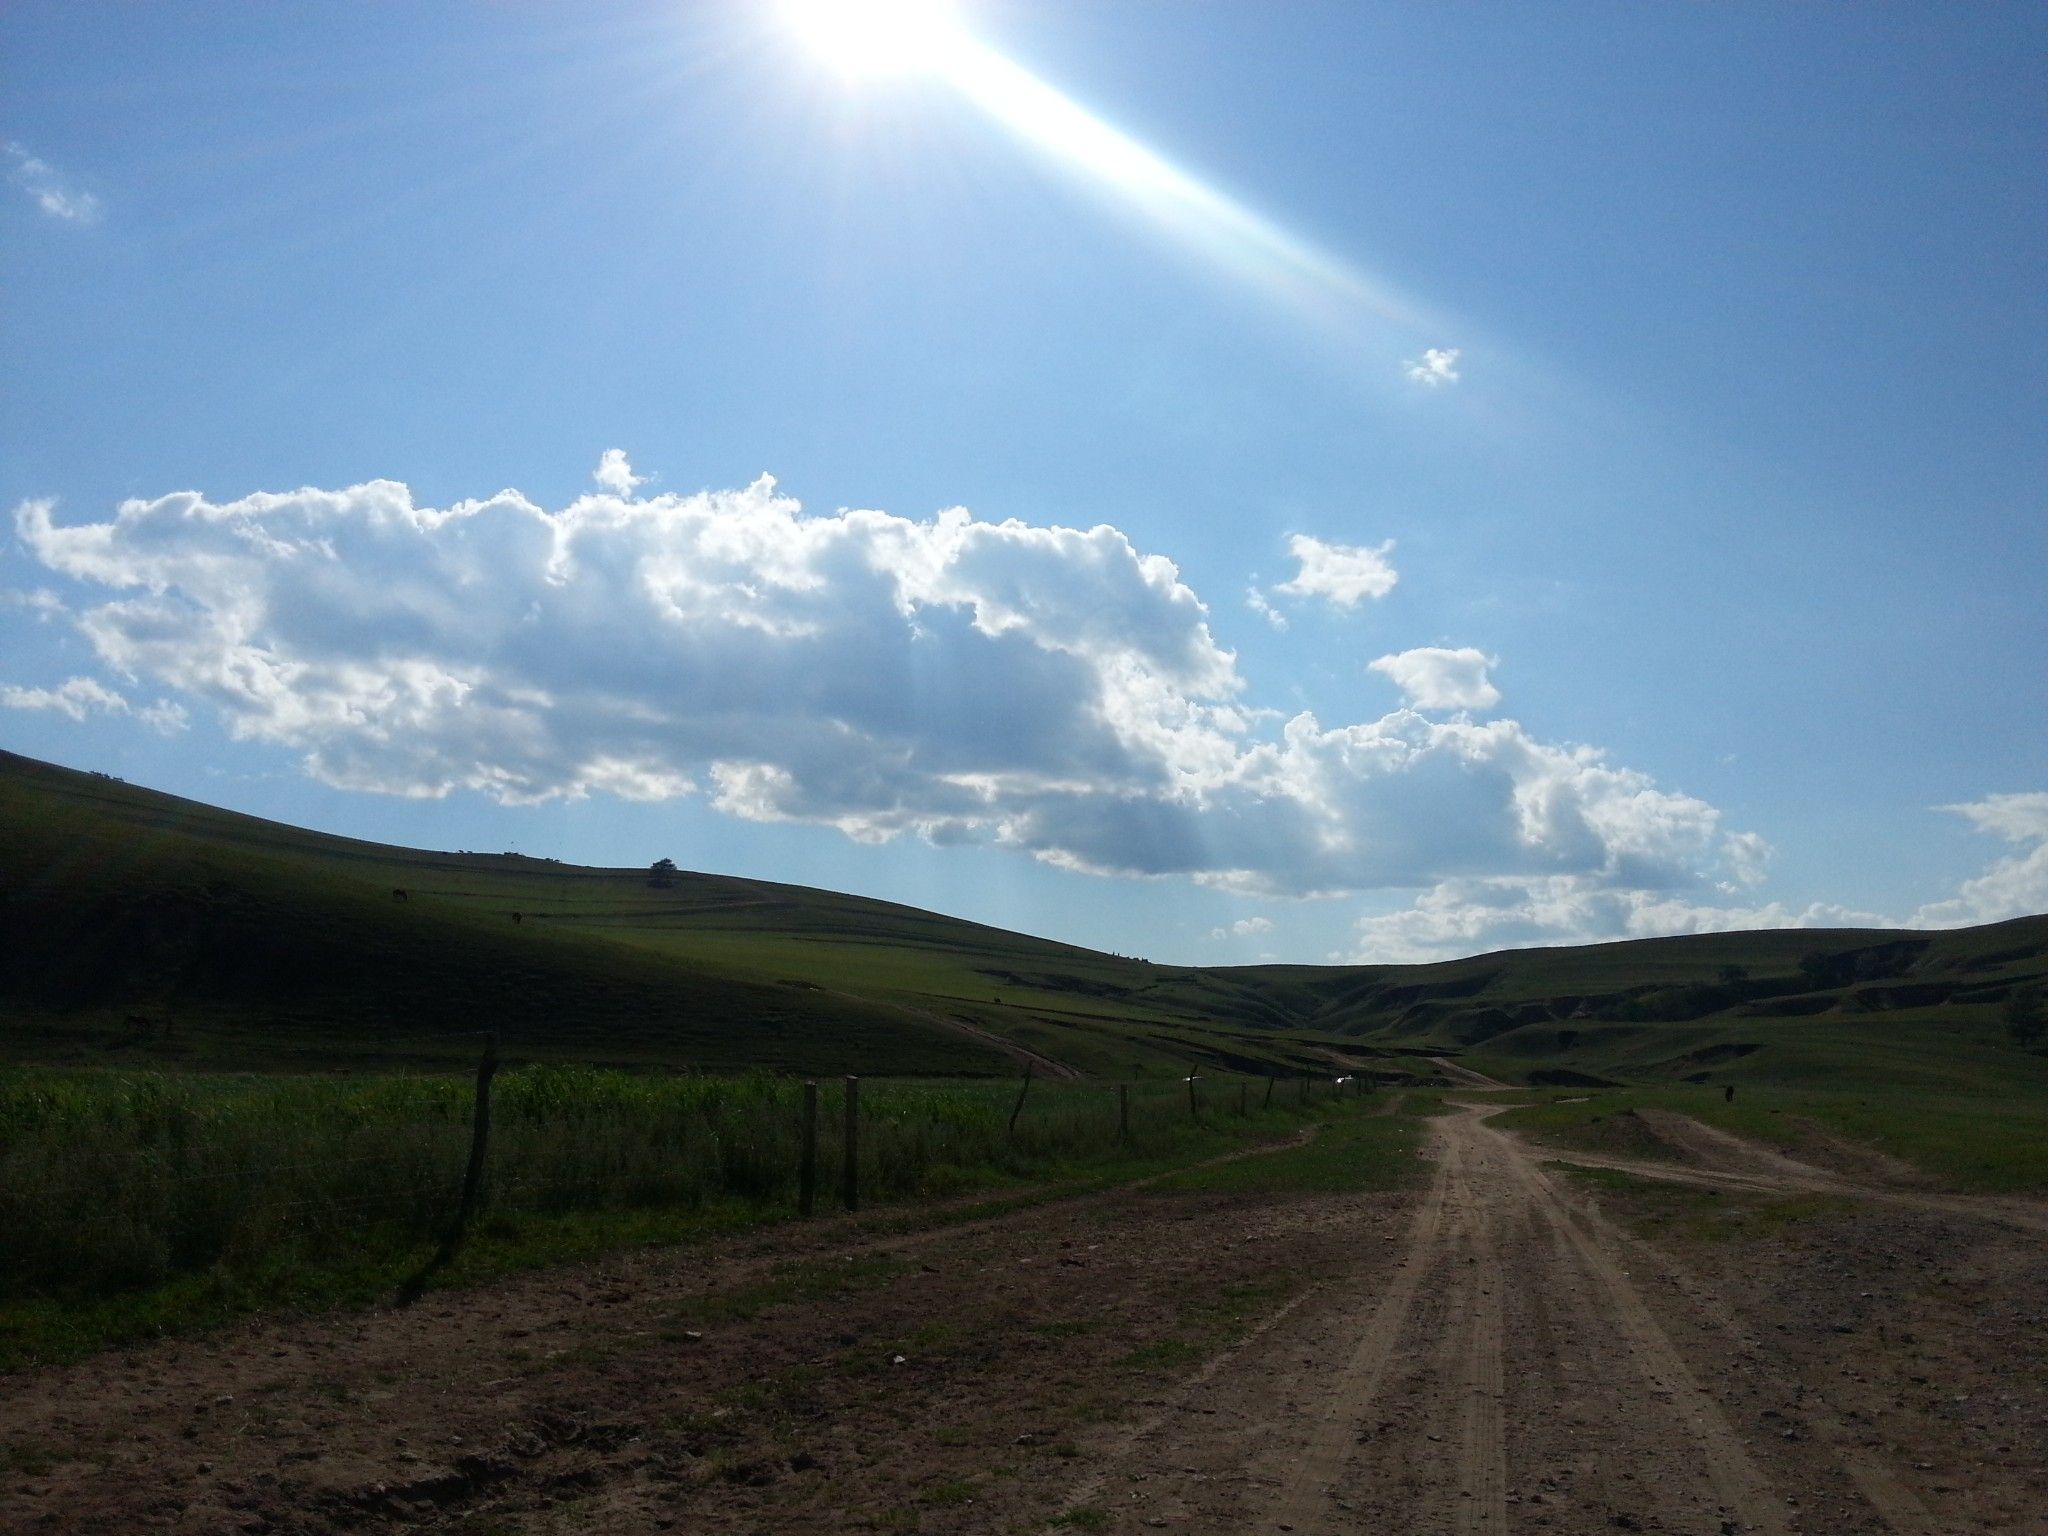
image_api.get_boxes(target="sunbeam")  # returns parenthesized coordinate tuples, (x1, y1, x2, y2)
(783, 0, 1426, 330)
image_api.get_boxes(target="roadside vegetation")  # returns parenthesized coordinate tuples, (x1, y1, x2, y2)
(0, 1064, 1385, 1368)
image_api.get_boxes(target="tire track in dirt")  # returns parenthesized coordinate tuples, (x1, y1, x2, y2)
(1511, 1169, 1731, 1527)
(1259, 1129, 1460, 1531)
(1450, 1132, 1509, 1534)
(1039, 1100, 1980, 1534)
(1492, 1140, 1791, 1533)
(1589, 1209, 1943, 1536)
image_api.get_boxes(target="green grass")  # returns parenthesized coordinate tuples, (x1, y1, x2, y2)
(0, 1063, 1379, 1368)
(1153, 1089, 1440, 1195)
(17, 748, 2043, 1092)
(0, 748, 1374, 1079)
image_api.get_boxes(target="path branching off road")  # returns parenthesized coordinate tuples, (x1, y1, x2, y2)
(4, 1101, 2043, 1534)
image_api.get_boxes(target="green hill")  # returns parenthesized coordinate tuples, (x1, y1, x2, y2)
(0, 750, 1363, 1077)
(3, 748, 2043, 1090)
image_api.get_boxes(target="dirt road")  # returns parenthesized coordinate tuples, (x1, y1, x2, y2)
(4, 1104, 2042, 1534)
(1061, 1102, 2005, 1534)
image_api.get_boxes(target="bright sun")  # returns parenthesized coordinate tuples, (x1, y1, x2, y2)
(781, 0, 964, 77)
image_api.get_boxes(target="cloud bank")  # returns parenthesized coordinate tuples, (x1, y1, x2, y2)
(11, 459, 1762, 914)
(16, 457, 2034, 958)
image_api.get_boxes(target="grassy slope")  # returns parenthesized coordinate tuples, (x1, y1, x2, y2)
(0, 751, 1366, 1077)
(5, 748, 2044, 1096)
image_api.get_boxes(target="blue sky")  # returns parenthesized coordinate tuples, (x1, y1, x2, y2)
(4, 0, 2044, 964)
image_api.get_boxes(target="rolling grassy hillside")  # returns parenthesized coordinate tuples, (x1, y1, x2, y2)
(4, 748, 2044, 1092)
(1233, 917, 2048, 1095)
(0, 751, 1369, 1077)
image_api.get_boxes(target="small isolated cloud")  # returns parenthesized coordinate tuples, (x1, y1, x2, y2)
(1403, 347, 1460, 388)
(1272, 534, 1397, 609)
(592, 449, 646, 498)
(0, 674, 185, 733)
(1912, 792, 2048, 928)
(5, 142, 100, 223)
(1368, 647, 1500, 713)
(1210, 916, 1274, 941)
(1245, 587, 1287, 630)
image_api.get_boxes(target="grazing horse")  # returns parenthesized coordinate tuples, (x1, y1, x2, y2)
(512, 911, 524, 925)
(1724, 1084, 1736, 1103)
(391, 888, 409, 902)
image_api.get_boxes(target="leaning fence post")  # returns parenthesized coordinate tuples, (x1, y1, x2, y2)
(842, 1075, 861, 1213)
(1118, 1082, 1131, 1142)
(446, 1030, 499, 1255)
(1263, 1076, 1276, 1111)
(1187, 1073, 1199, 1119)
(1008, 1062, 1035, 1139)
(799, 1080, 819, 1217)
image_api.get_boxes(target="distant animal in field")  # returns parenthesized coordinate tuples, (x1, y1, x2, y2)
(1724, 1084, 1736, 1103)
(392, 888, 409, 902)
(512, 911, 523, 925)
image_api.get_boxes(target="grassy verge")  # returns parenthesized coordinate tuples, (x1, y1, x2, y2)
(1494, 1082, 2048, 1194)
(0, 1065, 1380, 1370)
(1153, 1089, 1441, 1195)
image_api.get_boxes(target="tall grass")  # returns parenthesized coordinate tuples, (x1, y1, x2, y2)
(0, 1067, 1352, 1312)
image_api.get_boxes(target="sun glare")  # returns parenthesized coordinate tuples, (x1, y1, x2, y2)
(777, 0, 1424, 332)
(782, 0, 963, 77)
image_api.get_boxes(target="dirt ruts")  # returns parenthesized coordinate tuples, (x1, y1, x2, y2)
(3, 1104, 2042, 1533)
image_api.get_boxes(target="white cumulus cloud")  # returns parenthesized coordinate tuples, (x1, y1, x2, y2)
(1403, 347, 1460, 388)
(592, 449, 646, 498)
(5, 142, 100, 223)
(12, 459, 1764, 912)
(1368, 646, 1500, 713)
(1272, 534, 1398, 609)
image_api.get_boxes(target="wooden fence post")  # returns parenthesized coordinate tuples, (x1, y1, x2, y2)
(842, 1075, 861, 1213)
(1238, 1081, 1248, 1117)
(1187, 1074, 1199, 1119)
(1118, 1083, 1131, 1142)
(1263, 1076, 1276, 1111)
(445, 1030, 499, 1256)
(1299, 1074, 1309, 1105)
(1008, 1062, 1034, 1139)
(799, 1080, 819, 1217)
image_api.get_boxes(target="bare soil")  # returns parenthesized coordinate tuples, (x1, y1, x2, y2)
(5, 1105, 2044, 1534)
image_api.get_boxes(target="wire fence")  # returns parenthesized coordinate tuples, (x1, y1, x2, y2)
(0, 1055, 1373, 1303)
